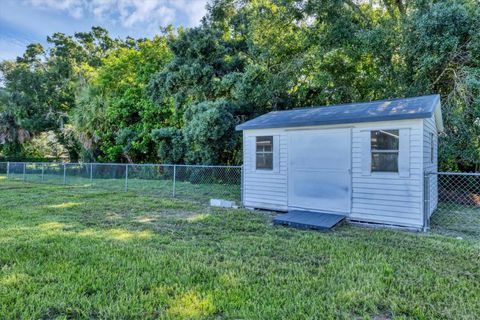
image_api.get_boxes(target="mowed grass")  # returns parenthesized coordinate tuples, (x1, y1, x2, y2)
(430, 203, 480, 239)
(0, 177, 479, 319)
(6, 172, 241, 203)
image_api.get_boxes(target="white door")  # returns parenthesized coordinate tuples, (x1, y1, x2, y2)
(288, 128, 351, 213)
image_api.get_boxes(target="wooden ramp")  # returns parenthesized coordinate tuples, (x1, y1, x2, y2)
(273, 210, 345, 231)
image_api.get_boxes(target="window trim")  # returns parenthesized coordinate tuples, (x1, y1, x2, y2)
(370, 129, 400, 173)
(255, 136, 274, 171)
(430, 133, 434, 164)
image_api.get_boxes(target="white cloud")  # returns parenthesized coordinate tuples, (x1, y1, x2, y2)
(24, 0, 86, 19)
(171, 0, 208, 26)
(89, 0, 116, 21)
(24, 0, 209, 27)
(116, 0, 176, 28)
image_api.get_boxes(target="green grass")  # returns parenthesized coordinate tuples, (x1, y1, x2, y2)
(431, 203, 480, 239)
(0, 177, 479, 319)
(6, 172, 241, 203)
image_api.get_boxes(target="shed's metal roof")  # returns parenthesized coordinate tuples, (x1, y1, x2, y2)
(236, 94, 441, 131)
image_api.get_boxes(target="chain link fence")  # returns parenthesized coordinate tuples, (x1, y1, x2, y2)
(426, 172, 480, 239)
(4, 161, 477, 237)
(0, 162, 242, 204)
(0, 162, 7, 176)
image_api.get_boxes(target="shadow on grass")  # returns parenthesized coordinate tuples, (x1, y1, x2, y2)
(1, 178, 480, 319)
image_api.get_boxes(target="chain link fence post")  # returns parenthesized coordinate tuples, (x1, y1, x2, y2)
(4, 161, 242, 205)
(172, 164, 176, 198)
(90, 163, 93, 186)
(63, 163, 67, 185)
(423, 172, 430, 232)
(241, 165, 244, 206)
(125, 164, 129, 192)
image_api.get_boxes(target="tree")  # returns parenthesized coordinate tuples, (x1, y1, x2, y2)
(183, 99, 238, 164)
(73, 36, 173, 163)
(2, 0, 480, 170)
(0, 27, 121, 161)
(0, 44, 52, 152)
(400, 1, 480, 170)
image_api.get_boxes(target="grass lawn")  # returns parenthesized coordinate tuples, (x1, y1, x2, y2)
(430, 203, 480, 239)
(5, 172, 241, 204)
(0, 177, 479, 319)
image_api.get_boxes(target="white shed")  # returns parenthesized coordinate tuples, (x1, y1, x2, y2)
(236, 95, 443, 230)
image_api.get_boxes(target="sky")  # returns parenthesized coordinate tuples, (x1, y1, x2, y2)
(0, 0, 209, 61)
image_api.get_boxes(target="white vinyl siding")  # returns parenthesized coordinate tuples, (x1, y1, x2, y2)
(423, 115, 438, 216)
(243, 130, 288, 210)
(351, 120, 424, 228)
(242, 118, 425, 229)
(398, 129, 411, 177)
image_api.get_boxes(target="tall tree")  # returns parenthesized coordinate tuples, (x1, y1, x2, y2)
(1, 0, 480, 170)
(73, 36, 173, 163)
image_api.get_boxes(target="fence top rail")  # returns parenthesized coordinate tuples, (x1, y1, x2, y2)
(3, 161, 242, 169)
(173, 164, 242, 169)
(429, 172, 480, 177)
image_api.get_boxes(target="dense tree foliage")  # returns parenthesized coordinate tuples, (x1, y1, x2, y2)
(1, 0, 479, 170)
(73, 35, 173, 162)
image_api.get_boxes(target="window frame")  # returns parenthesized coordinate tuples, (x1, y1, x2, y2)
(430, 133, 434, 164)
(370, 129, 400, 173)
(255, 136, 274, 171)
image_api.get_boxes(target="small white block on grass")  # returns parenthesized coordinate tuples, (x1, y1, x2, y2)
(210, 199, 236, 208)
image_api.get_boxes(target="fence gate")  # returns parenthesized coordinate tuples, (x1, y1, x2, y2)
(425, 172, 480, 239)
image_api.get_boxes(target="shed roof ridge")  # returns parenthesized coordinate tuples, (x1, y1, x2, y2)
(270, 94, 440, 113)
(236, 94, 441, 131)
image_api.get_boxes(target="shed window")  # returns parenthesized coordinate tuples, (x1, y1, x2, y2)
(256, 136, 273, 170)
(371, 130, 399, 172)
(430, 133, 434, 163)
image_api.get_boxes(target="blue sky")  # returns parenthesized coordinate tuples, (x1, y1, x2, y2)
(0, 0, 209, 61)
